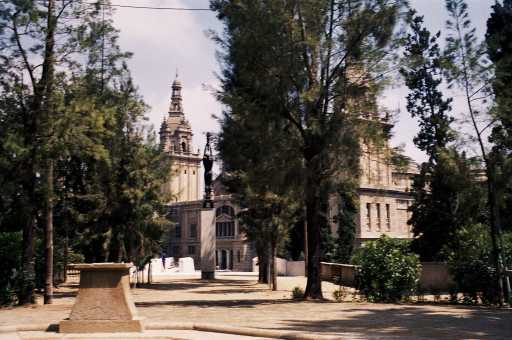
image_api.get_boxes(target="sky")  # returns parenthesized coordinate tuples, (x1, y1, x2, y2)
(112, 0, 496, 163)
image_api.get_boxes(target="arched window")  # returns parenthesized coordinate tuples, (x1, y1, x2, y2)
(181, 141, 187, 153)
(216, 205, 235, 217)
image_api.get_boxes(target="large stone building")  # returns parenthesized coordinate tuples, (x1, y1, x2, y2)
(161, 77, 416, 270)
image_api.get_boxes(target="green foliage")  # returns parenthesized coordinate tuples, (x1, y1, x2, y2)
(0, 232, 22, 305)
(0, 0, 172, 303)
(400, 11, 455, 158)
(487, 0, 512, 236)
(487, 0, 512, 149)
(410, 149, 487, 261)
(448, 224, 500, 304)
(352, 236, 421, 302)
(212, 0, 407, 298)
(291, 286, 304, 299)
(332, 187, 358, 263)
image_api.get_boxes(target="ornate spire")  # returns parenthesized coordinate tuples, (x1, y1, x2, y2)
(169, 72, 183, 114)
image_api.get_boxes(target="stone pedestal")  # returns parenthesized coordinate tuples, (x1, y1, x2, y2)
(60, 263, 143, 333)
(200, 208, 216, 280)
(178, 257, 195, 273)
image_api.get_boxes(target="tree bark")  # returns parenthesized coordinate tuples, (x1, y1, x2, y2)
(303, 161, 323, 299)
(257, 246, 269, 284)
(42, 0, 56, 305)
(19, 216, 36, 304)
(304, 217, 308, 277)
(44, 160, 54, 304)
(270, 239, 277, 291)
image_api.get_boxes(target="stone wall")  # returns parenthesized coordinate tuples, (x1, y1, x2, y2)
(320, 262, 456, 292)
(320, 262, 357, 287)
(254, 257, 305, 276)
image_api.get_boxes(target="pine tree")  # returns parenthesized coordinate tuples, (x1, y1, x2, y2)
(444, 0, 509, 305)
(212, 0, 405, 298)
(400, 11, 464, 260)
(486, 0, 512, 301)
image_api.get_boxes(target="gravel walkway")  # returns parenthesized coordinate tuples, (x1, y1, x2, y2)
(0, 272, 511, 339)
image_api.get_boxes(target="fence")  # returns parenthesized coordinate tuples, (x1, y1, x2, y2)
(66, 264, 80, 277)
(320, 262, 357, 287)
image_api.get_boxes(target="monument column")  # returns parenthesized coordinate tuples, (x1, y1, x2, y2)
(200, 133, 216, 280)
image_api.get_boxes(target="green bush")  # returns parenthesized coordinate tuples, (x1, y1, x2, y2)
(291, 286, 304, 299)
(352, 236, 421, 302)
(447, 224, 502, 305)
(0, 232, 22, 305)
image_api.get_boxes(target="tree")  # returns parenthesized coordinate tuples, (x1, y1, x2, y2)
(212, 0, 406, 299)
(217, 92, 301, 288)
(399, 11, 465, 260)
(332, 186, 358, 263)
(486, 0, 512, 302)
(487, 0, 512, 232)
(0, 0, 172, 303)
(444, 0, 509, 305)
(0, 0, 99, 304)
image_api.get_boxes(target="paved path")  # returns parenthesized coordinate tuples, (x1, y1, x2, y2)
(0, 272, 511, 339)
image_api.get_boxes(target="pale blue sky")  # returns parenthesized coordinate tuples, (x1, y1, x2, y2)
(112, 0, 496, 163)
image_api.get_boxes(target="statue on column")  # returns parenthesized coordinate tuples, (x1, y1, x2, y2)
(203, 132, 214, 209)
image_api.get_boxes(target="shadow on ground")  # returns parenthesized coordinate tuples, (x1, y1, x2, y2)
(136, 298, 298, 309)
(276, 306, 512, 339)
(135, 279, 260, 291)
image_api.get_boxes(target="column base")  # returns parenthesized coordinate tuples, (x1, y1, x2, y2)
(201, 271, 215, 280)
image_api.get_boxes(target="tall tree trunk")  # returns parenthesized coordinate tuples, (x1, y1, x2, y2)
(304, 162, 323, 299)
(63, 228, 68, 283)
(42, 0, 56, 305)
(304, 216, 308, 277)
(487, 166, 509, 304)
(44, 160, 54, 304)
(257, 246, 269, 284)
(19, 215, 36, 304)
(270, 239, 277, 291)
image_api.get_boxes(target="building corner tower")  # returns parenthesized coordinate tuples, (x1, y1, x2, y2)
(159, 75, 201, 202)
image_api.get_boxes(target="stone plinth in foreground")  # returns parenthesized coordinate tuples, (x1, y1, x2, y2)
(60, 263, 143, 333)
(200, 208, 216, 280)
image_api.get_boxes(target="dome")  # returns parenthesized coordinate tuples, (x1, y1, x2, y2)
(172, 78, 182, 87)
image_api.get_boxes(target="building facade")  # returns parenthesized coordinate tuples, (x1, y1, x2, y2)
(159, 77, 201, 203)
(161, 78, 416, 271)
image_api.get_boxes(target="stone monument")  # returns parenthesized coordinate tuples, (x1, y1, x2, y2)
(200, 133, 216, 280)
(60, 263, 143, 333)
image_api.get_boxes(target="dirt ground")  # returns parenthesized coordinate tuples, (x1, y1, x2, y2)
(1, 272, 511, 339)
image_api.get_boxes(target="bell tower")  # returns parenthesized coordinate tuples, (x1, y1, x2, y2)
(160, 74, 201, 202)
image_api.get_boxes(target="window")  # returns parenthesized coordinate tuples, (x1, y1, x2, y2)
(366, 203, 371, 231)
(386, 204, 391, 231)
(216, 221, 235, 239)
(397, 199, 409, 210)
(193, 171, 196, 175)
(216, 205, 235, 239)
(188, 246, 195, 255)
(376, 203, 381, 231)
(172, 246, 180, 256)
(184, 170, 187, 174)
(237, 250, 241, 263)
(175, 224, 181, 239)
(189, 223, 197, 239)
(181, 142, 187, 153)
